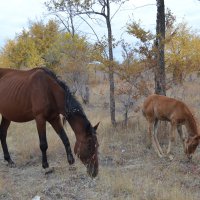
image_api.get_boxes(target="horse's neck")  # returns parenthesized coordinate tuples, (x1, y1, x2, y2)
(186, 115, 198, 137)
(67, 114, 88, 140)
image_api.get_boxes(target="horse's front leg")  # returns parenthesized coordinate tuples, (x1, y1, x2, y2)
(49, 116, 74, 165)
(177, 125, 186, 152)
(35, 116, 49, 169)
(177, 125, 192, 160)
(0, 117, 15, 167)
(167, 122, 176, 159)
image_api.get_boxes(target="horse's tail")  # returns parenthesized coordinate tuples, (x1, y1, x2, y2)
(142, 109, 146, 117)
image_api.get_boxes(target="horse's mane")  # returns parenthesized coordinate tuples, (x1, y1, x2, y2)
(40, 67, 86, 118)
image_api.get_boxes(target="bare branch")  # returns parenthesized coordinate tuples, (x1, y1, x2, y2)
(121, 3, 155, 11)
(78, 15, 101, 43)
(111, 1, 125, 21)
(74, 10, 106, 18)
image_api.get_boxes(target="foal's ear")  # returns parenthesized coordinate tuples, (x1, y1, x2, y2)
(196, 135, 200, 140)
(93, 122, 100, 131)
(193, 135, 200, 140)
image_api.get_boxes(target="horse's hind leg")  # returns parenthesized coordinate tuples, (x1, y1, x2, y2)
(35, 116, 49, 169)
(48, 116, 74, 165)
(147, 121, 153, 148)
(0, 117, 15, 167)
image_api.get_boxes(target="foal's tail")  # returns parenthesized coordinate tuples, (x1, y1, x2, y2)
(142, 109, 146, 117)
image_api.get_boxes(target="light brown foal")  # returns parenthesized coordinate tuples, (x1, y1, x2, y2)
(142, 94, 200, 159)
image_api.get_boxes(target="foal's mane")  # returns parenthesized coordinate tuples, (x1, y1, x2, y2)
(40, 67, 86, 118)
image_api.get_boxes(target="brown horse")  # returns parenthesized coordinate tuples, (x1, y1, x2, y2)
(0, 67, 99, 177)
(142, 94, 200, 159)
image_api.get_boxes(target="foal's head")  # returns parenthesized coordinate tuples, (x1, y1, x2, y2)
(74, 120, 100, 178)
(185, 135, 200, 157)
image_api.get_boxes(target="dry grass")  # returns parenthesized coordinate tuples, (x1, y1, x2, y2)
(0, 114, 200, 200)
(1, 77, 200, 199)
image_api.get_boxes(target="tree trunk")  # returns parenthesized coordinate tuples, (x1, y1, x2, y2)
(155, 0, 166, 95)
(123, 105, 128, 127)
(106, 2, 116, 126)
(82, 85, 89, 104)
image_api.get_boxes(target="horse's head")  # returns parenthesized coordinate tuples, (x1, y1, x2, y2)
(185, 135, 200, 157)
(74, 122, 100, 178)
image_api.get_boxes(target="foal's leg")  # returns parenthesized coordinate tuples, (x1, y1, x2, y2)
(147, 121, 153, 148)
(0, 117, 15, 167)
(152, 119, 165, 157)
(167, 122, 176, 155)
(148, 119, 163, 157)
(49, 116, 74, 165)
(177, 125, 186, 152)
(35, 116, 49, 169)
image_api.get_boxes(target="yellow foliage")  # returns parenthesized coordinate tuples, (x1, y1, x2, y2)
(127, 20, 154, 43)
(0, 40, 15, 68)
(0, 20, 61, 69)
(29, 20, 59, 56)
(165, 22, 200, 82)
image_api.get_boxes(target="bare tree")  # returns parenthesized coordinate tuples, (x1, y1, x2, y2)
(45, 0, 76, 36)
(45, 0, 127, 126)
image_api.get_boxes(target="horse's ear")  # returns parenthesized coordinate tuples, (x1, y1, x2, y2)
(86, 123, 92, 132)
(61, 115, 67, 126)
(196, 135, 200, 140)
(93, 122, 100, 131)
(193, 135, 200, 140)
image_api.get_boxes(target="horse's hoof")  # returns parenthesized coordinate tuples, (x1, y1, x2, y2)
(67, 154, 75, 165)
(7, 161, 16, 168)
(44, 167, 54, 175)
(187, 155, 192, 162)
(168, 154, 174, 161)
(42, 162, 49, 169)
(147, 145, 151, 149)
(158, 153, 164, 158)
(69, 165, 77, 171)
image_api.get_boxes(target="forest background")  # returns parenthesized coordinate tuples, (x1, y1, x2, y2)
(1, 0, 200, 125)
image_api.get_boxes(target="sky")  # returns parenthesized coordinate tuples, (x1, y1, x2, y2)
(0, 0, 200, 60)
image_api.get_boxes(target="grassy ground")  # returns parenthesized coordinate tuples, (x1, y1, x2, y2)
(1, 78, 200, 200)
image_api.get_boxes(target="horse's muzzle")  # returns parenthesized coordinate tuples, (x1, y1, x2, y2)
(87, 162, 98, 178)
(185, 145, 192, 160)
(184, 145, 188, 154)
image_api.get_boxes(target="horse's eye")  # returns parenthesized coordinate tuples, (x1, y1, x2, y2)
(192, 143, 197, 147)
(88, 140, 92, 149)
